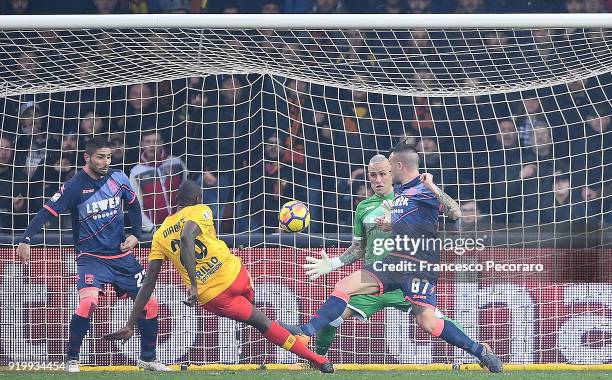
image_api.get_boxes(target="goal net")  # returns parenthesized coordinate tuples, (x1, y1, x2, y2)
(0, 14, 611, 367)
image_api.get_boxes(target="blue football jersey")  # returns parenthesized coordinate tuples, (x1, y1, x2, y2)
(44, 169, 138, 256)
(391, 176, 441, 267)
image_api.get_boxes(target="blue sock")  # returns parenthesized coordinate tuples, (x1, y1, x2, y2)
(67, 314, 90, 361)
(301, 290, 348, 336)
(436, 319, 485, 360)
(137, 317, 158, 361)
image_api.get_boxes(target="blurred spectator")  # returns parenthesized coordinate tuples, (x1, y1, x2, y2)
(483, 30, 510, 52)
(0, 135, 28, 233)
(373, 0, 406, 13)
(567, 80, 593, 111)
(572, 184, 605, 226)
(311, 0, 347, 13)
(530, 29, 558, 63)
(14, 51, 40, 84)
(260, 136, 295, 233)
(559, 79, 593, 131)
(129, 131, 187, 232)
(280, 79, 309, 169)
(119, 83, 158, 162)
(108, 132, 135, 174)
(403, 30, 440, 68)
(28, 151, 77, 229)
(158, 0, 191, 12)
(342, 78, 379, 166)
(283, 0, 314, 13)
(336, 30, 377, 68)
(79, 110, 106, 136)
(338, 165, 366, 201)
(60, 134, 79, 173)
(523, 124, 562, 177)
(521, 124, 569, 223)
(451, 200, 488, 231)
(513, 97, 546, 146)
(61, 134, 78, 157)
(197, 158, 232, 229)
(211, 75, 251, 183)
(406, 0, 431, 13)
(565, 0, 585, 12)
(538, 171, 576, 224)
(584, 0, 605, 12)
(128, 0, 161, 14)
(455, 0, 486, 13)
(570, 112, 611, 189)
(5, 0, 31, 14)
(350, 182, 371, 212)
(490, 118, 523, 223)
(412, 97, 434, 131)
(77, 110, 108, 160)
(14, 104, 60, 179)
(495, 118, 520, 150)
(416, 136, 458, 198)
(221, 1, 240, 13)
(261, 0, 282, 13)
(92, 0, 122, 14)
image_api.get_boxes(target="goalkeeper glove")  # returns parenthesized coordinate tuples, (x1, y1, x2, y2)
(304, 249, 343, 281)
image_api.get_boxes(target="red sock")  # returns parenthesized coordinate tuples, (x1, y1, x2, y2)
(263, 322, 327, 367)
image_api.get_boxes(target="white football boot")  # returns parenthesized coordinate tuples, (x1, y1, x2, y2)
(65, 360, 80, 373)
(137, 359, 172, 371)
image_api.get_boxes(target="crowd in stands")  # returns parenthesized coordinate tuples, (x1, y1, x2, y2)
(3, 0, 612, 15)
(0, 0, 610, 236)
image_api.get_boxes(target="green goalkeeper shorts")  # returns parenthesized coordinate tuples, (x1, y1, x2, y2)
(346, 289, 412, 321)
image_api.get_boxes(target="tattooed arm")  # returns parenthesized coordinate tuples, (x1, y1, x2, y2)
(420, 173, 462, 220)
(338, 237, 366, 266)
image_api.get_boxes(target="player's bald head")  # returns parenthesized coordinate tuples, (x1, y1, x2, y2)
(369, 154, 389, 167)
(368, 154, 392, 196)
(176, 180, 202, 207)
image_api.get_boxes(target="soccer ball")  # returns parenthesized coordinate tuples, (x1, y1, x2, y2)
(279, 200, 310, 232)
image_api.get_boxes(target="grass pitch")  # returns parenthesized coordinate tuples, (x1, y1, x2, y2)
(2, 371, 612, 380)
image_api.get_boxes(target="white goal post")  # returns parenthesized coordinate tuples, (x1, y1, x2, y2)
(0, 14, 610, 368)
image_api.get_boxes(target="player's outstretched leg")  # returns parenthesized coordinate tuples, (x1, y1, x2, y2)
(291, 270, 380, 337)
(415, 306, 503, 373)
(314, 306, 354, 355)
(135, 296, 171, 371)
(315, 325, 338, 355)
(247, 307, 334, 373)
(66, 289, 99, 372)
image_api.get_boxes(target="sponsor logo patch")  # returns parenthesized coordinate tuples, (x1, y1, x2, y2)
(84, 274, 94, 285)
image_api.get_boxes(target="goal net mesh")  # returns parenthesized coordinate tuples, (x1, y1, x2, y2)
(0, 24, 611, 366)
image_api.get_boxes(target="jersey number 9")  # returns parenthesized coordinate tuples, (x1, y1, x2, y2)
(171, 238, 208, 261)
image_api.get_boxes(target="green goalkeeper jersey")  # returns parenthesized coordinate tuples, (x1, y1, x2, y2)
(353, 192, 394, 266)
